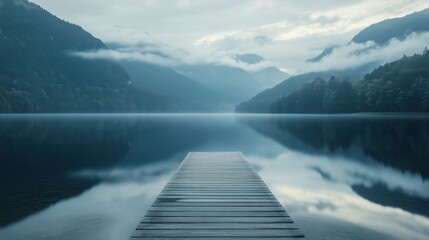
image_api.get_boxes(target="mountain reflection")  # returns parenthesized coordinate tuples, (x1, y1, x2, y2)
(241, 115, 429, 179)
(0, 114, 255, 227)
(0, 115, 137, 227)
(241, 114, 429, 220)
(352, 182, 429, 218)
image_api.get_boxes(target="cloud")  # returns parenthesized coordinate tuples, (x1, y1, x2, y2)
(71, 161, 175, 182)
(71, 49, 181, 67)
(72, 30, 429, 75)
(302, 32, 429, 73)
(254, 35, 271, 45)
(313, 15, 341, 25)
(308, 165, 336, 182)
(32, 0, 429, 73)
(72, 46, 274, 71)
(71, 26, 275, 71)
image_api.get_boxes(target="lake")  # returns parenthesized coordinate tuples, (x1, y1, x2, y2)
(0, 113, 428, 240)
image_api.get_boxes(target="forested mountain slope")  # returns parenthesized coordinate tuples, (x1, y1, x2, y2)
(0, 0, 166, 113)
(270, 51, 429, 113)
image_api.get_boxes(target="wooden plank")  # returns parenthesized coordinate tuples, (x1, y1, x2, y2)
(159, 194, 274, 197)
(132, 229, 304, 238)
(167, 180, 265, 183)
(131, 238, 304, 240)
(140, 216, 295, 223)
(152, 199, 279, 202)
(148, 207, 286, 211)
(130, 152, 304, 239)
(156, 197, 277, 201)
(161, 188, 271, 191)
(162, 188, 270, 191)
(163, 186, 268, 189)
(151, 202, 283, 207)
(136, 223, 298, 230)
(144, 211, 289, 217)
(158, 192, 274, 196)
(161, 191, 272, 194)
(163, 185, 267, 188)
(137, 222, 299, 230)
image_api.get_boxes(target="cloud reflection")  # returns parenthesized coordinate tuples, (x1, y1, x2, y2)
(308, 165, 337, 182)
(71, 160, 176, 183)
(0, 162, 173, 240)
(247, 151, 429, 240)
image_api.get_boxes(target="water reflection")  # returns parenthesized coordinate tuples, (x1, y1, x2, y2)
(0, 176, 170, 240)
(0, 114, 271, 230)
(0, 115, 203, 227)
(241, 114, 429, 240)
(247, 152, 429, 240)
(352, 182, 429, 218)
(0, 116, 130, 227)
(241, 115, 429, 179)
(0, 114, 428, 240)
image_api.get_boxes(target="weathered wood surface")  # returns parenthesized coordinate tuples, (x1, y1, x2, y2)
(130, 152, 305, 239)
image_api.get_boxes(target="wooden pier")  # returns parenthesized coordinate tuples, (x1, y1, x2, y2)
(130, 152, 305, 239)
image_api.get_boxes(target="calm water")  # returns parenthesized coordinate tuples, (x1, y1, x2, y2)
(0, 114, 428, 240)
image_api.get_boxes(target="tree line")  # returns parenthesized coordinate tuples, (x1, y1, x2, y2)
(271, 50, 429, 113)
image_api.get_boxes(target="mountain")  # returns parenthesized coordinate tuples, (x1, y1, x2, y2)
(352, 8, 429, 44)
(235, 54, 291, 89)
(250, 67, 291, 89)
(235, 54, 265, 64)
(236, 72, 325, 113)
(235, 65, 372, 113)
(119, 60, 224, 112)
(173, 53, 289, 107)
(0, 0, 169, 113)
(175, 64, 261, 105)
(270, 50, 429, 113)
(311, 8, 429, 63)
(270, 77, 356, 114)
(307, 46, 337, 63)
(237, 8, 429, 113)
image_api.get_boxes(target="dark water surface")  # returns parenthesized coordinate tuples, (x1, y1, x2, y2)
(0, 114, 428, 240)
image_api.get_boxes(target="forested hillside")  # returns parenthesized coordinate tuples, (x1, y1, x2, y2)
(237, 8, 429, 114)
(271, 50, 429, 113)
(0, 0, 165, 113)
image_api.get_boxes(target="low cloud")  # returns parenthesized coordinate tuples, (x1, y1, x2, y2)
(31, 0, 429, 74)
(71, 31, 275, 72)
(69, 9, 429, 75)
(72, 49, 180, 67)
(71, 31, 429, 75)
(302, 32, 429, 73)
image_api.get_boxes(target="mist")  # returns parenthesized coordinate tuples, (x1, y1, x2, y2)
(303, 32, 429, 73)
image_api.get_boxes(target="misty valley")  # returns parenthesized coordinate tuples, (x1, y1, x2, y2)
(1, 0, 429, 240)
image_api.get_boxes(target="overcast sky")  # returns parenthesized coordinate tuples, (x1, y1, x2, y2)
(31, 0, 429, 74)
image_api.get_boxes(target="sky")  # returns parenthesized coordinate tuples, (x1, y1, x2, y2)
(31, 0, 429, 74)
